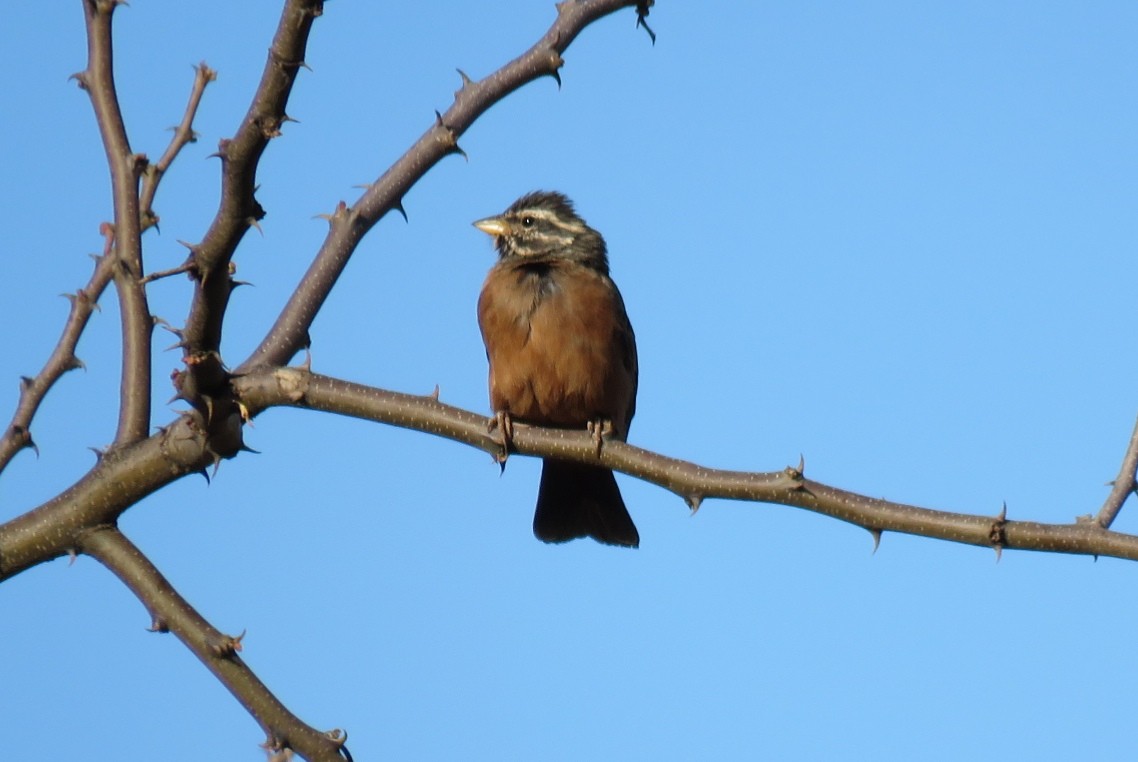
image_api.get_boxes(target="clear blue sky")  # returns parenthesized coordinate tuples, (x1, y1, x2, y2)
(3, 2, 1138, 759)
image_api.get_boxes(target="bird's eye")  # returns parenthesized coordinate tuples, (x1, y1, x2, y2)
(521, 216, 535, 227)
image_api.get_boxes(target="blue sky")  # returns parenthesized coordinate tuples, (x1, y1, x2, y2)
(3, 2, 1138, 759)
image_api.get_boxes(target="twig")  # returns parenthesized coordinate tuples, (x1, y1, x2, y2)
(80, 526, 351, 762)
(236, 0, 651, 372)
(0, 224, 116, 475)
(139, 62, 217, 233)
(77, 0, 153, 445)
(1094, 412, 1138, 528)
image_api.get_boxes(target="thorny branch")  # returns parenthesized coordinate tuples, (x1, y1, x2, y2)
(77, 0, 153, 446)
(1, 48, 212, 477)
(179, 0, 324, 395)
(80, 527, 352, 762)
(231, 367, 1138, 563)
(0, 225, 115, 476)
(139, 62, 218, 233)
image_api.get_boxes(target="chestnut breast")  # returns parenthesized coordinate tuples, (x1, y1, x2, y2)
(478, 258, 637, 438)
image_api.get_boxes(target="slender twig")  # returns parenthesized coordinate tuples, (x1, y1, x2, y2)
(80, 526, 351, 762)
(237, 0, 650, 372)
(231, 367, 1138, 562)
(139, 62, 217, 233)
(77, 0, 152, 445)
(140, 260, 196, 285)
(0, 225, 116, 475)
(1094, 412, 1138, 528)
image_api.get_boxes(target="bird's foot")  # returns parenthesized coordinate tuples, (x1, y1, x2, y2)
(488, 410, 514, 470)
(586, 418, 614, 458)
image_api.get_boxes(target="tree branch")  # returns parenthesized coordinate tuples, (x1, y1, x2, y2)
(231, 366, 1138, 563)
(77, 0, 152, 445)
(181, 0, 324, 382)
(0, 224, 116, 475)
(1094, 411, 1138, 528)
(79, 526, 351, 762)
(139, 62, 217, 233)
(0, 414, 210, 581)
(236, 0, 651, 373)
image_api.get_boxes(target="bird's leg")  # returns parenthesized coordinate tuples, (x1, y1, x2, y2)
(488, 410, 514, 469)
(586, 418, 614, 458)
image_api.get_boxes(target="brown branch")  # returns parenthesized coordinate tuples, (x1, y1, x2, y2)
(0, 414, 210, 581)
(139, 61, 217, 233)
(76, 0, 152, 445)
(181, 0, 323, 379)
(1094, 411, 1138, 528)
(236, 0, 651, 373)
(0, 225, 116, 476)
(232, 366, 1138, 563)
(79, 526, 351, 762)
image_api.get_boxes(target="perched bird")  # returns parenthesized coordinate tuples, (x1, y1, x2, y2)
(474, 191, 640, 547)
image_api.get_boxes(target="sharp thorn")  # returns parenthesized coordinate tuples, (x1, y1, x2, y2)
(456, 67, 473, 87)
(686, 494, 703, 515)
(868, 528, 882, 554)
(636, 9, 657, 44)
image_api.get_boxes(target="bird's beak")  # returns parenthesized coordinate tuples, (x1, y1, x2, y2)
(473, 216, 508, 237)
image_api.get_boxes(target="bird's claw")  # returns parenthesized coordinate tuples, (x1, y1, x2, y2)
(488, 411, 514, 467)
(586, 418, 613, 458)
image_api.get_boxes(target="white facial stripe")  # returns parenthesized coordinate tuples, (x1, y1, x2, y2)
(518, 207, 587, 234)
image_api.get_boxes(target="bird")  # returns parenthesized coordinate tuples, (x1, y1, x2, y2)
(473, 191, 640, 548)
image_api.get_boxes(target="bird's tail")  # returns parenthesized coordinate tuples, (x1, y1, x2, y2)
(533, 459, 639, 548)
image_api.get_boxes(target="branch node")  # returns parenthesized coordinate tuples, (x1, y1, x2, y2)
(989, 501, 1008, 560)
(208, 629, 246, 658)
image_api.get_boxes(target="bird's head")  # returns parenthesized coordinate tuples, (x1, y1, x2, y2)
(473, 191, 608, 272)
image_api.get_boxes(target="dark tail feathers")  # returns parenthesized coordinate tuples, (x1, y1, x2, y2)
(533, 459, 639, 548)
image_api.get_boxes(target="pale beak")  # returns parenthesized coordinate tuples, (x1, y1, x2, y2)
(473, 216, 508, 236)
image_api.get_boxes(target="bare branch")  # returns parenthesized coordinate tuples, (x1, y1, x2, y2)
(237, 0, 650, 372)
(139, 62, 217, 233)
(77, 0, 152, 445)
(80, 526, 351, 762)
(181, 0, 324, 380)
(0, 225, 115, 475)
(232, 367, 1138, 563)
(1094, 411, 1138, 528)
(0, 414, 210, 580)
